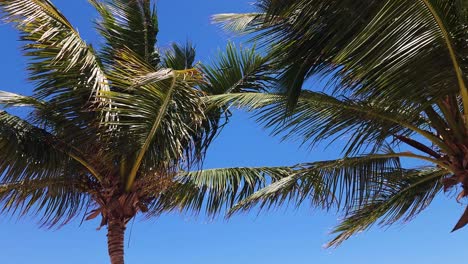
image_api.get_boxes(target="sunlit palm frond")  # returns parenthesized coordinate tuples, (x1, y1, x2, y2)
(0, 90, 43, 107)
(0, 0, 110, 101)
(99, 48, 209, 191)
(0, 0, 112, 147)
(212, 13, 267, 34)
(150, 166, 294, 217)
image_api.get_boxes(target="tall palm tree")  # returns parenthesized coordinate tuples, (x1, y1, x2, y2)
(0, 0, 293, 263)
(209, 0, 468, 247)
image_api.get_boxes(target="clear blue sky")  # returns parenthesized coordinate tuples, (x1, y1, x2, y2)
(0, 1, 467, 263)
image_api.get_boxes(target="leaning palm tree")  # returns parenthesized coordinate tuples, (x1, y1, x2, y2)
(0, 0, 293, 263)
(209, 0, 468, 247)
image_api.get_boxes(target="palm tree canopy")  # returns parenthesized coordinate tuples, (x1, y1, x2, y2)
(0, 0, 288, 232)
(212, 0, 468, 246)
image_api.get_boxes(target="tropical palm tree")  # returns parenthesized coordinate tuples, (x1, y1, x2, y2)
(209, 0, 468, 247)
(0, 0, 293, 263)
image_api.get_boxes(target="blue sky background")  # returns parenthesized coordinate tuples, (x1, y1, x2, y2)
(0, 0, 467, 263)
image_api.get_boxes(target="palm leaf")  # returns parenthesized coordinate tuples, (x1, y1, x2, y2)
(0, 0, 110, 99)
(199, 42, 276, 95)
(327, 167, 449, 247)
(0, 111, 104, 183)
(0, 177, 91, 228)
(90, 0, 159, 66)
(206, 91, 447, 155)
(151, 166, 294, 217)
(0, 0, 113, 147)
(228, 153, 407, 216)
(162, 42, 196, 70)
(0, 90, 43, 107)
(212, 13, 268, 34)
(214, 0, 467, 114)
(99, 48, 209, 191)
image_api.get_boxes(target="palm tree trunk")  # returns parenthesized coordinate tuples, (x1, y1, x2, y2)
(107, 218, 126, 264)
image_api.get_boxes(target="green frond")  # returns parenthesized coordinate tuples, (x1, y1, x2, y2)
(90, 0, 159, 66)
(0, 0, 113, 143)
(150, 166, 294, 217)
(0, 111, 104, 183)
(220, 0, 467, 114)
(206, 91, 445, 155)
(0, 0, 110, 98)
(0, 111, 70, 183)
(199, 42, 276, 95)
(162, 42, 196, 70)
(98, 48, 210, 191)
(228, 152, 406, 215)
(327, 167, 449, 247)
(0, 177, 91, 228)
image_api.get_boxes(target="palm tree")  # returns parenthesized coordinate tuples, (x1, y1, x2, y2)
(0, 1, 293, 263)
(209, 0, 468, 247)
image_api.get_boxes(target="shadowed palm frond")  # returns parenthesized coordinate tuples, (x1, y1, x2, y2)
(162, 42, 196, 70)
(214, 0, 467, 112)
(0, 110, 100, 227)
(227, 153, 407, 215)
(90, 0, 159, 66)
(327, 168, 449, 247)
(0, 177, 92, 228)
(0, 111, 105, 183)
(206, 91, 446, 155)
(199, 42, 276, 95)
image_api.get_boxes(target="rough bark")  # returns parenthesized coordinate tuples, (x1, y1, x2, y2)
(107, 218, 126, 264)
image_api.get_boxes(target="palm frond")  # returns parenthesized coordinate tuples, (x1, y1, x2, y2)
(215, 0, 467, 113)
(162, 42, 196, 70)
(327, 167, 449, 247)
(150, 166, 294, 217)
(199, 42, 276, 95)
(0, 111, 104, 183)
(90, 0, 159, 66)
(206, 91, 445, 155)
(99, 48, 209, 191)
(0, 177, 91, 228)
(0, 0, 110, 100)
(0, 90, 43, 107)
(228, 152, 406, 216)
(0, 0, 114, 147)
(192, 43, 278, 166)
(212, 13, 267, 34)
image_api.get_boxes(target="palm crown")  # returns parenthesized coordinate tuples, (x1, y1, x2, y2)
(211, 0, 468, 247)
(0, 0, 293, 263)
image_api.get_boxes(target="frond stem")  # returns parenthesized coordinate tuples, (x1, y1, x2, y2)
(126, 72, 177, 191)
